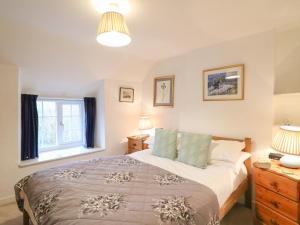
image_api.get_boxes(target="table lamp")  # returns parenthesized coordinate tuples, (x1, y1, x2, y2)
(138, 116, 153, 136)
(272, 125, 300, 168)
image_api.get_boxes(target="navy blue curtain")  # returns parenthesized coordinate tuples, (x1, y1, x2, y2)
(84, 97, 96, 148)
(21, 94, 38, 161)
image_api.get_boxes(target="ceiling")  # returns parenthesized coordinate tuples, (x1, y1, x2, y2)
(0, 0, 300, 94)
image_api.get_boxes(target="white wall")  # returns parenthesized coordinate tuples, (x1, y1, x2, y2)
(0, 64, 20, 203)
(274, 93, 300, 126)
(142, 31, 275, 158)
(275, 25, 300, 94)
(101, 80, 142, 155)
(273, 26, 300, 130)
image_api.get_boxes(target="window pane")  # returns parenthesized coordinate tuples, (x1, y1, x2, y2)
(43, 117, 57, 145)
(63, 117, 71, 131)
(72, 117, 81, 130)
(63, 104, 71, 116)
(62, 117, 71, 143)
(62, 102, 83, 144)
(37, 101, 42, 117)
(38, 117, 57, 148)
(63, 130, 71, 143)
(38, 118, 43, 147)
(38, 100, 57, 150)
(72, 130, 81, 141)
(43, 101, 56, 116)
(72, 105, 80, 116)
(38, 99, 83, 151)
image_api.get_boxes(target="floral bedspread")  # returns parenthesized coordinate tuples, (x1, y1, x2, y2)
(15, 156, 220, 225)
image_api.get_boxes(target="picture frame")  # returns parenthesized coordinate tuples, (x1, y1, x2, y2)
(203, 64, 244, 101)
(153, 75, 175, 107)
(119, 87, 134, 103)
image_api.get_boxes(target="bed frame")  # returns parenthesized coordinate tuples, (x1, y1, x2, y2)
(213, 136, 252, 219)
(22, 136, 252, 224)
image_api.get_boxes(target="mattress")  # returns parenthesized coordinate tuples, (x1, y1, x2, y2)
(129, 149, 248, 206)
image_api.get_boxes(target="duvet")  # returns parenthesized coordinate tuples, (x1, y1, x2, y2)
(15, 155, 220, 225)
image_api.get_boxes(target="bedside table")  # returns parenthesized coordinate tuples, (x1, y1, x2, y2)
(127, 135, 149, 154)
(254, 161, 300, 225)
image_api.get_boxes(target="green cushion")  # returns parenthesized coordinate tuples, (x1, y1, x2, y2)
(177, 132, 212, 168)
(152, 128, 178, 160)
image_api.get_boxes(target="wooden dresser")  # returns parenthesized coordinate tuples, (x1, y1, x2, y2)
(127, 135, 149, 154)
(254, 161, 300, 225)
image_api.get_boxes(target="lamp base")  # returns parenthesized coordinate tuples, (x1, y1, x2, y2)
(279, 155, 300, 169)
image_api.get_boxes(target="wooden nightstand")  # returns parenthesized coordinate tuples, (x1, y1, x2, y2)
(254, 161, 300, 225)
(127, 135, 149, 154)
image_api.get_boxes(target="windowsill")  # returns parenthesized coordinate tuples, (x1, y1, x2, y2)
(18, 146, 105, 168)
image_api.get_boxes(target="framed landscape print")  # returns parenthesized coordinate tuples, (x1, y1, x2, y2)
(153, 75, 175, 107)
(203, 64, 244, 101)
(119, 87, 134, 103)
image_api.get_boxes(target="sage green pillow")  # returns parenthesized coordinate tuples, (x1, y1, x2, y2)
(177, 132, 212, 168)
(152, 128, 178, 160)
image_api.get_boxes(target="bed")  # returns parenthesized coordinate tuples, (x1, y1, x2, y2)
(15, 136, 251, 225)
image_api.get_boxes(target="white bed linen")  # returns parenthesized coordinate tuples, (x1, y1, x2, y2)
(129, 149, 247, 206)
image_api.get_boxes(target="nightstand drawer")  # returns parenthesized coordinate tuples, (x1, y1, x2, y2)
(255, 167, 299, 201)
(127, 135, 150, 154)
(256, 184, 299, 222)
(129, 141, 142, 150)
(256, 202, 298, 225)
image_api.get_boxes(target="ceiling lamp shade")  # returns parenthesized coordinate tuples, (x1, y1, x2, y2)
(272, 125, 300, 168)
(96, 12, 131, 47)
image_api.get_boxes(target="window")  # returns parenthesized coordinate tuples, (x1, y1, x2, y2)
(37, 99, 84, 151)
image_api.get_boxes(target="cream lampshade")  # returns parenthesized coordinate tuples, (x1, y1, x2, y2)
(138, 116, 153, 131)
(272, 125, 300, 168)
(96, 11, 131, 47)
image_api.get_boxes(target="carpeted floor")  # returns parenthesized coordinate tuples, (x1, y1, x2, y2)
(0, 202, 253, 225)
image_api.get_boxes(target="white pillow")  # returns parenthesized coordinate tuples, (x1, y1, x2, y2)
(210, 140, 245, 163)
(211, 151, 251, 174)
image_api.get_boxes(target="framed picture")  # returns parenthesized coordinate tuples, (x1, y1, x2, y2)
(119, 87, 134, 103)
(153, 75, 175, 107)
(203, 64, 244, 101)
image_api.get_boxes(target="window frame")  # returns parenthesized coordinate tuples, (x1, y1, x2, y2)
(37, 98, 85, 152)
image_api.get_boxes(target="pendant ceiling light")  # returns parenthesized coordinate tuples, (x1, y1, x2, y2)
(96, 11, 131, 47)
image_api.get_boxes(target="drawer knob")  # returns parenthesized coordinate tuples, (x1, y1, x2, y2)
(270, 200, 279, 208)
(133, 143, 137, 146)
(270, 219, 279, 225)
(270, 181, 278, 190)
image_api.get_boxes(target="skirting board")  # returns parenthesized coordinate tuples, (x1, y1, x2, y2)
(0, 195, 15, 206)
